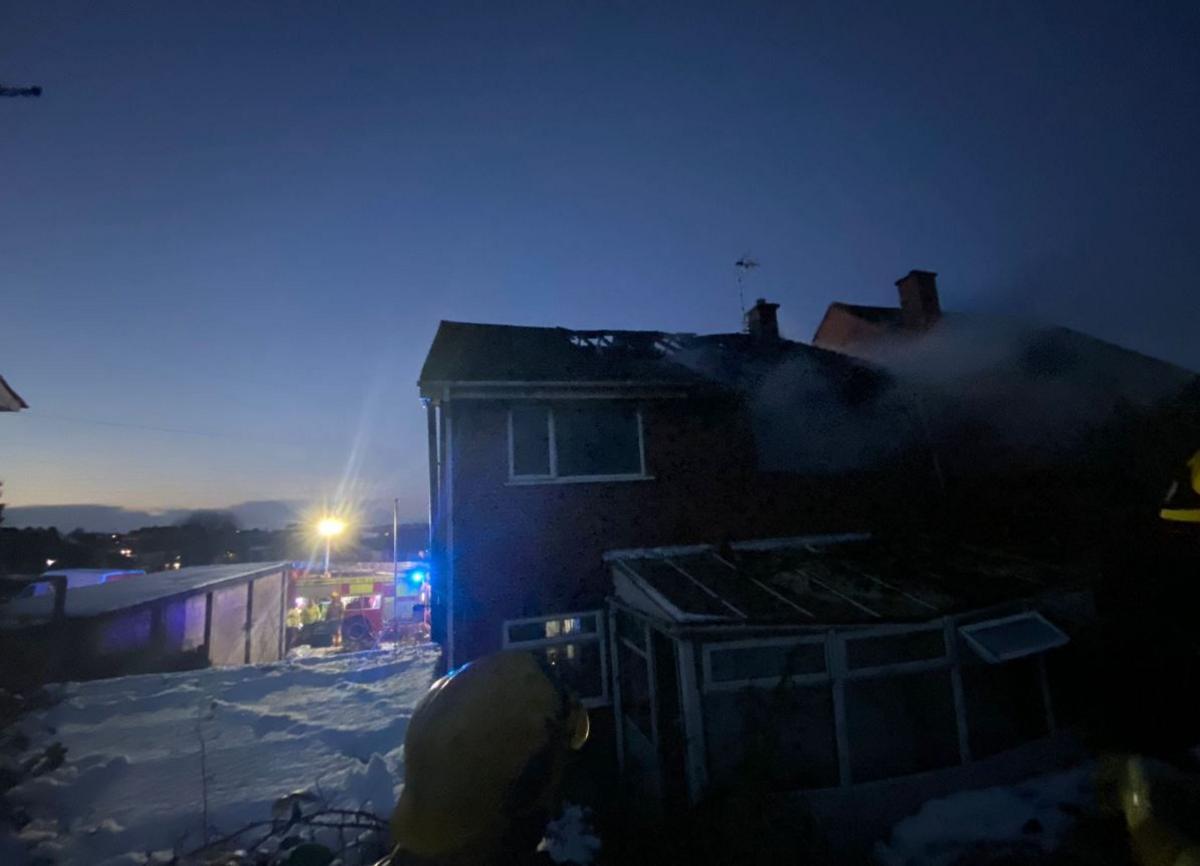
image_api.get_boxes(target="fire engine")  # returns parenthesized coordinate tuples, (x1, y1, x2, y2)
(288, 561, 429, 645)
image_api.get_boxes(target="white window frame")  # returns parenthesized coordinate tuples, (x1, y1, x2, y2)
(958, 611, 1069, 664)
(701, 635, 830, 692)
(841, 622, 949, 679)
(502, 610, 609, 707)
(507, 404, 649, 484)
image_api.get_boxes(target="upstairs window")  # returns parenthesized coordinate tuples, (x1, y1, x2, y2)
(508, 402, 646, 481)
(511, 405, 552, 476)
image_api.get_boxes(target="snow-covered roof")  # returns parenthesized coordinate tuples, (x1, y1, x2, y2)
(0, 562, 288, 627)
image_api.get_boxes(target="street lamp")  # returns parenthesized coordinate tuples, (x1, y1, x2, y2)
(317, 517, 346, 575)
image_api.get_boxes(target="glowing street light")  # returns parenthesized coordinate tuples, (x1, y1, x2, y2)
(317, 517, 346, 575)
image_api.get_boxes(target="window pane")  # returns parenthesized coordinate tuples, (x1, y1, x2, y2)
(846, 669, 959, 783)
(539, 642, 604, 701)
(554, 403, 641, 477)
(619, 638, 653, 737)
(846, 629, 946, 670)
(547, 616, 598, 638)
(709, 641, 825, 684)
(960, 613, 1068, 664)
(616, 609, 647, 651)
(511, 405, 550, 476)
(507, 615, 599, 644)
(507, 621, 546, 643)
(703, 684, 838, 790)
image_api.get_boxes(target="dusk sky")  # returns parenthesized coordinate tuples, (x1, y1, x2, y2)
(3, 1, 1198, 529)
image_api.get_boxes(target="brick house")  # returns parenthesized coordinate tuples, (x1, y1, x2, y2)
(812, 269, 944, 353)
(415, 278, 1200, 843)
(417, 301, 927, 679)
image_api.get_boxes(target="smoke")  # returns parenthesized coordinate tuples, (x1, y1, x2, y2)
(673, 315, 1197, 477)
(855, 317, 1196, 458)
(673, 342, 919, 474)
(748, 351, 916, 473)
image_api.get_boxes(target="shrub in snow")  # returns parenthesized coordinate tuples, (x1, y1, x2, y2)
(537, 804, 600, 865)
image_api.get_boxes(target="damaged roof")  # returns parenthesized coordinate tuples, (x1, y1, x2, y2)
(607, 534, 1081, 626)
(418, 319, 885, 392)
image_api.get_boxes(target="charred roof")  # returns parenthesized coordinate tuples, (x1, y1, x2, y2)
(418, 319, 887, 395)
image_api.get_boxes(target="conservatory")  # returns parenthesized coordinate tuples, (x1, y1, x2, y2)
(604, 533, 1092, 824)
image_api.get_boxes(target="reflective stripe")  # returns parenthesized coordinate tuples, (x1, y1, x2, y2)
(1160, 508, 1200, 523)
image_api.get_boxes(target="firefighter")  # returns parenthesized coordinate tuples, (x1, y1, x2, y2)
(326, 592, 345, 648)
(389, 651, 589, 864)
(1160, 449, 1200, 523)
(300, 598, 322, 626)
(326, 591, 345, 620)
(285, 602, 302, 649)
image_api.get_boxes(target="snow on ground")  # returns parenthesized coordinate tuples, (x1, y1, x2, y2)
(5, 644, 440, 866)
(875, 762, 1097, 866)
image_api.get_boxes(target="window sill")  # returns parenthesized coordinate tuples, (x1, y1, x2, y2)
(506, 473, 655, 487)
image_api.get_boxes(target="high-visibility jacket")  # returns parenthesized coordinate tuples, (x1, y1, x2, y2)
(1161, 450, 1200, 523)
(300, 602, 322, 625)
(285, 606, 302, 629)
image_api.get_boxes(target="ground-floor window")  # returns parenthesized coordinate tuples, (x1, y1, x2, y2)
(619, 623, 657, 738)
(502, 611, 608, 706)
(703, 683, 839, 789)
(700, 635, 838, 789)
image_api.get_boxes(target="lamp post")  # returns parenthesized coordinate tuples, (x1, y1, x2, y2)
(317, 517, 346, 576)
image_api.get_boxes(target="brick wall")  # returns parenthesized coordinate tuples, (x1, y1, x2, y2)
(443, 395, 903, 663)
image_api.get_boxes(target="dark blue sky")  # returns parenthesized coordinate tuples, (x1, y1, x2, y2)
(3, 1, 1198, 526)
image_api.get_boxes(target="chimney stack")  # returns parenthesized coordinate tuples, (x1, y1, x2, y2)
(745, 298, 781, 343)
(895, 270, 941, 330)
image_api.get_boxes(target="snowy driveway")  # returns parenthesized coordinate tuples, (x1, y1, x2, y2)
(7, 645, 440, 865)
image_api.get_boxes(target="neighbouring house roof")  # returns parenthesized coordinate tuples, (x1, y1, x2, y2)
(822, 302, 904, 327)
(606, 534, 1082, 626)
(816, 301, 1196, 386)
(0, 374, 27, 411)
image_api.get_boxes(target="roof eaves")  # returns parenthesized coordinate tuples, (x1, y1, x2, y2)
(0, 374, 28, 410)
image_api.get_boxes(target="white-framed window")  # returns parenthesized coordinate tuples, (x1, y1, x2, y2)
(701, 635, 830, 692)
(502, 610, 609, 707)
(508, 403, 648, 483)
(959, 611, 1068, 664)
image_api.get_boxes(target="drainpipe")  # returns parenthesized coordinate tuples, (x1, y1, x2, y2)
(443, 393, 456, 670)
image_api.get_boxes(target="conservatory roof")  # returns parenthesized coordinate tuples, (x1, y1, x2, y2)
(605, 534, 1079, 626)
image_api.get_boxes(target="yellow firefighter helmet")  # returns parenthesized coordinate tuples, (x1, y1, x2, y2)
(390, 651, 589, 862)
(1160, 449, 1200, 523)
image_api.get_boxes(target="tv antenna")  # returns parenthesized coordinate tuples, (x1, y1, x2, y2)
(735, 255, 759, 319)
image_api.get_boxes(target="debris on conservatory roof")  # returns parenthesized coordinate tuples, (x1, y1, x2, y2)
(606, 534, 1081, 626)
